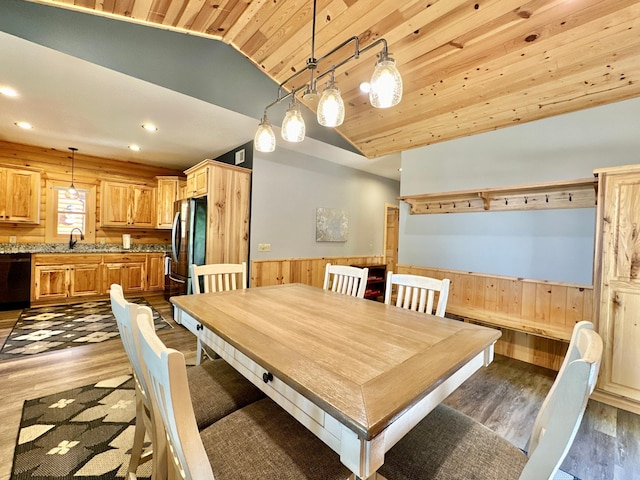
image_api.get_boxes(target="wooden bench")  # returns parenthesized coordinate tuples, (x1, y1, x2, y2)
(445, 305, 574, 342)
(396, 264, 593, 370)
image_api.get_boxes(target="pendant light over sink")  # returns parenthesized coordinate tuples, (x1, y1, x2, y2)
(254, 0, 402, 153)
(66, 147, 78, 200)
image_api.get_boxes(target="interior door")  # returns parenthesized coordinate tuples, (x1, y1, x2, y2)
(384, 203, 399, 274)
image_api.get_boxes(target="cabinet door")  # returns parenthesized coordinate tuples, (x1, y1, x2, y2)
(156, 178, 178, 228)
(1, 168, 40, 223)
(69, 264, 102, 297)
(130, 185, 155, 227)
(33, 266, 69, 301)
(186, 166, 209, 197)
(0, 168, 6, 218)
(147, 254, 165, 291)
(101, 182, 130, 227)
(597, 172, 640, 401)
(103, 262, 146, 293)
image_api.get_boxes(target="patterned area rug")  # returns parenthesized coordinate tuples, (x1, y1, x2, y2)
(11, 375, 152, 480)
(9, 379, 582, 480)
(0, 299, 170, 360)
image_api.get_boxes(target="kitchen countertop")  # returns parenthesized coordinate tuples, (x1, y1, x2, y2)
(0, 243, 170, 254)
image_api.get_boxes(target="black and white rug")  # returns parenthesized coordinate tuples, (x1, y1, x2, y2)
(0, 299, 170, 360)
(11, 375, 151, 479)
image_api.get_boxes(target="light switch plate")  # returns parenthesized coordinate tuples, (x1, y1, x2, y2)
(9, 236, 16, 244)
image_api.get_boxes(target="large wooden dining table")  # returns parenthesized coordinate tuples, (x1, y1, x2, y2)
(171, 283, 501, 479)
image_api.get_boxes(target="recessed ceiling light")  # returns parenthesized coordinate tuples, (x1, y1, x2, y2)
(359, 82, 371, 94)
(1, 87, 18, 97)
(15, 121, 33, 130)
(141, 124, 158, 132)
(129, 144, 141, 151)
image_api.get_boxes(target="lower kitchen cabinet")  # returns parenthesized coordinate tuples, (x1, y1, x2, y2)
(102, 254, 147, 293)
(33, 254, 102, 302)
(31, 252, 166, 303)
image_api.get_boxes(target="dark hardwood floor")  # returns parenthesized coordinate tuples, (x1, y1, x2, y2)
(0, 297, 638, 480)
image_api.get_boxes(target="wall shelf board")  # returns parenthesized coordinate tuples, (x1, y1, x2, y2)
(399, 177, 597, 214)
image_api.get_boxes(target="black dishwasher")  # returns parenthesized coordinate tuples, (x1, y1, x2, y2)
(0, 253, 31, 310)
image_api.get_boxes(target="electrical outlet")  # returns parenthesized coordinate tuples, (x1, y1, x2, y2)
(9, 236, 17, 244)
(258, 243, 271, 252)
(99, 238, 106, 245)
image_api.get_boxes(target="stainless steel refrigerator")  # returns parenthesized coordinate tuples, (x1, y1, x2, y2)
(165, 197, 207, 298)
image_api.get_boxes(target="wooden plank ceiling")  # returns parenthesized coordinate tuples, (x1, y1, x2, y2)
(30, 0, 640, 158)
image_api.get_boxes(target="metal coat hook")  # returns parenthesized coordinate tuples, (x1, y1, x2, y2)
(439, 203, 442, 209)
(546, 195, 549, 203)
(453, 202, 456, 208)
(569, 193, 573, 202)
(505, 197, 508, 205)
(468, 200, 471, 207)
(524, 196, 528, 204)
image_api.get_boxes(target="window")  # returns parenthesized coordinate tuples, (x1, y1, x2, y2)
(45, 181, 96, 243)
(56, 188, 87, 235)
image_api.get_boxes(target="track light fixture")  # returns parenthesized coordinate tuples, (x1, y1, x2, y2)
(254, 0, 402, 153)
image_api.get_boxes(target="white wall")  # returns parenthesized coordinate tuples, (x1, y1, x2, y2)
(400, 97, 640, 285)
(250, 148, 400, 260)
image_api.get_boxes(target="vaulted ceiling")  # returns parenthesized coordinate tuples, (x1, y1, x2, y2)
(27, 0, 640, 159)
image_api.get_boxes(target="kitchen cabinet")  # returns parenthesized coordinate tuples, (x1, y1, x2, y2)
(0, 166, 41, 224)
(184, 162, 209, 198)
(592, 164, 640, 414)
(156, 176, 184, 229)
(146, 253, 165, 291)
(201, 160, 251, 265)
(101, 181, 155, 228)
(32, 254, 102, 302)
(102, 253, 147, 293)
(31, 252, 166, 303)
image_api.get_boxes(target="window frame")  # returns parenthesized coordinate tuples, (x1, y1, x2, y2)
(45, 180, 96, 244)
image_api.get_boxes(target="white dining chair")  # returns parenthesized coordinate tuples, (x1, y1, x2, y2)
(384, 272, 451, 317)
(134, 304, 351, 480)
(109, 285, 263, 479)
(378, 320, 603, 480)
(322, 263, 369, 298)
(190, 262, 247, 363)
(191, 262, 247, 294)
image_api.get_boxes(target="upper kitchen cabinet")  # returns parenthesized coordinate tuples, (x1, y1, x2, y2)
(593, 164, 640, 414)
(196, 160, 251, 266)
(0, 166, 41, 224)
(184, 162, 209, 198)
(156, 176, 184, 229)
(100, 181, 155, 228)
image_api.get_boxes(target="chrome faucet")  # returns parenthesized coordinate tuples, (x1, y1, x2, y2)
(69, 228, 84, 249)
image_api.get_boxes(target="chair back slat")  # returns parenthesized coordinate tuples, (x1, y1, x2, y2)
(385, 272, 451, 317)
(519, 321, 603, 480)
(192, 262, 247, 294)
(136, 305, 215, 480)
(323, 263, 369, 299)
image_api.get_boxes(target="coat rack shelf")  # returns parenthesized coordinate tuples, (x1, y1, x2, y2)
(399, 177, 597, 214)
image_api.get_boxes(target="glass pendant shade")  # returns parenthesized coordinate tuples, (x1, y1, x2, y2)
(317, 82, 345, 127)
(281, 101, 305, 142)
(369, 57, 403, 108)
(65, 184, 78, 200)
(254, 116, 276, 152)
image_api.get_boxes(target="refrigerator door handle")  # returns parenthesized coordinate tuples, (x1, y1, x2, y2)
(168, 274, 186, 284)
(171, 210, 181, 264)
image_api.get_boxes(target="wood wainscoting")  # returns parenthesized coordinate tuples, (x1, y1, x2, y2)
(397, 265, 593, 371)
(251, 255, 384, 289)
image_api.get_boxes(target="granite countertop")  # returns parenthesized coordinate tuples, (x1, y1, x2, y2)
(0, 243, 171, 254)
